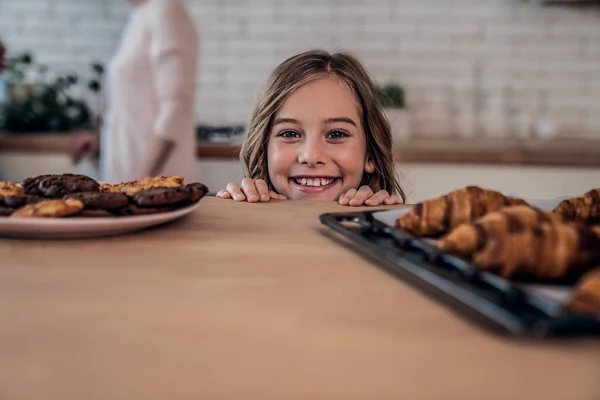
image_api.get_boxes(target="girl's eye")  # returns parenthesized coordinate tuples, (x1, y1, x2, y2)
(327, 130, 348, 140)
(279, 130, 300, 139)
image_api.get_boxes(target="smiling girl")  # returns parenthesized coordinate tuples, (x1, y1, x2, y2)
(217, 49, 406, 207)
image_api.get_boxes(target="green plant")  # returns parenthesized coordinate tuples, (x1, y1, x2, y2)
(0, 52, 103, 133)
(377, 83, 406, 109)
(87, 62, 104, 127)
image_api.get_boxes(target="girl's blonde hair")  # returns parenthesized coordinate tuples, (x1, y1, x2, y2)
(240, 49, 405, 202)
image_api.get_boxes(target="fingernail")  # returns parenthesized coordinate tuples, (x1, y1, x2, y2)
(261, 194, 269, 201)
(249, 194, 259, 201)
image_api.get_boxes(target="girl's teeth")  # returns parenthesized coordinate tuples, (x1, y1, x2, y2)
(295, 178, 334, 187)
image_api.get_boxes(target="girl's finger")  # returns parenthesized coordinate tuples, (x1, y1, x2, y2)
(216, 189, 232, 199)
(365, 190, 390, 206)
(349, 186, 374, 206)
(226, 182, 246, 201)
(240, 178, 260, 203)
(338, 188, 357, 205)
(255, 179, 271, 202)
(383, 195, 402, 205)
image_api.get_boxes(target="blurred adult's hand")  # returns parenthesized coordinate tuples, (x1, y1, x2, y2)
(70, 131, 100, 165)
(0, 39, 7, 73)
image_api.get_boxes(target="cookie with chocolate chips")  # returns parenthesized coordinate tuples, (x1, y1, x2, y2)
(0, 181, 24, 199)
(121, 175, 184, 197)
(11, 198, 84, 218)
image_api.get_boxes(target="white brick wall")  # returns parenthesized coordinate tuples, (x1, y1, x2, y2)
(0, 0, 599, 138)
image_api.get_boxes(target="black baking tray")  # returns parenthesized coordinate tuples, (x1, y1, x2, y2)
(319, 210, 600, 338)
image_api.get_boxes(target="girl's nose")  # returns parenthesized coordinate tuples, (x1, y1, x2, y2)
(297, 139, 328, 167)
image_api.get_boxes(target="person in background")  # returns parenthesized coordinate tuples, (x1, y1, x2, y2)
(71, 0, 199, 184)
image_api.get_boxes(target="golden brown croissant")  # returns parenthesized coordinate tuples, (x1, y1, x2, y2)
(568, 267, 600, 316)
(396, 186, 528, 237)
(437, 205, 562, 258)
(552, 189, 600, 224)
(472, 222, 600, 279)
(506, 197, 529, 207)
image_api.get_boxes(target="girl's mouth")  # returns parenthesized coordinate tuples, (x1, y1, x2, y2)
(289, 176, 341, 192)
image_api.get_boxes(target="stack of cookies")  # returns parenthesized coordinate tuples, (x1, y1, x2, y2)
(0, 174, 209, 218)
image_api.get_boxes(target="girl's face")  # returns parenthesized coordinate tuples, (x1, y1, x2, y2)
(267, 77, 374, 201)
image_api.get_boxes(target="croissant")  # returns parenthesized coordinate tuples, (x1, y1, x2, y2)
(552, 189, 600, 224)
(396, 186, 528, 237)
(437, 205, 562, 258)
(472, 222, 600, 279)
(568, 267, 600, 316)
(506, 197, 529, 207)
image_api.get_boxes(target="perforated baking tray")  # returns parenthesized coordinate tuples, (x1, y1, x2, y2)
(319, 209, 600, 338)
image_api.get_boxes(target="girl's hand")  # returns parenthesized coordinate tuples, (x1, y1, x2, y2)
(338, 186, 402, 207)
(216, 178, 287, 203)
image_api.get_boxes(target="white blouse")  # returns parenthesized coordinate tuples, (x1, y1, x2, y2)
(101, 0, 199, 184)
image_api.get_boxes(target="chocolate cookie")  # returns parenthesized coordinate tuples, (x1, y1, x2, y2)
(119, 204, 176, 216)
(71, 209, 116, 218)
(21, 174, 57, 195)
(133, 186, 192, 208)
(3, 194, 43, 209)
(37, 174, 100, 198)
(64, 192, 130, 211)
(0, 206, 13, 216)
(186, 182, 209, 203)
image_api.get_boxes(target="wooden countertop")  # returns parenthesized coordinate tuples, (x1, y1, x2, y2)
(0, 197, 598, 399)
(2, 133, 600, 167)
